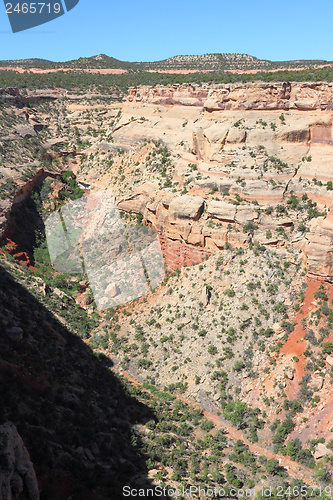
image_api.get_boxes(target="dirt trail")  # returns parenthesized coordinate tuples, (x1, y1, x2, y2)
(114, 363, 318, 487)
(201, 410, 317, 486)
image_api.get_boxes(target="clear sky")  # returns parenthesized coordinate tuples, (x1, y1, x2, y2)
(0, 0, 332, 63)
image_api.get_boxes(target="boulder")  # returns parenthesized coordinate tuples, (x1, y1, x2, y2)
(117, 193, 150, 214)
(235, 206, 259, 224)
(239, 312, 252, 324)
(53, 288, 74, 302)
(203, 124, 230, 158)
(309, 374, 324, 390)
(314, 443, 331, 459)
(14, 125, 35, 138)
(83, 296, 93, 306)
(326, 355, 333, 366)
(169, 195, 204, 220)
(226, 128, 246, 144)
(294, 99, 317, 110)
(203, 99, 221, 112)
(192, 127, 206, 157)
(206, 200, 236, 222)
(273, 323, 284, 336)
(204, 124, 229, 144)
(105, 283, 119, 298)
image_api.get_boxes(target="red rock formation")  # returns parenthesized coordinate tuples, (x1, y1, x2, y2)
(159, 235, 212, 271)
(1, 238, 32, 266)
(12, 169, 57, 205)
(0, 170, 59, 268)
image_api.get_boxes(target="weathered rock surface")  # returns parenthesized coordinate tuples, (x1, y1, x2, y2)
(168, 195, 204, 220)
(0, 422, 39, 500)
(314, 443, 331, 459)
(201, 285, 211, 306)
(159, 234, 212, 271)
(226, 127, 246, 143)
(114, 89, 333, 277)
(206, 200, 236, 222)
(3, 81, 333, 281)
(304, 208, 333, 276)
(326, 355, 333, 365)
(126, 82, 333, 111)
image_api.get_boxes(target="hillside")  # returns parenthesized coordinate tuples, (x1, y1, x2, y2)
(0, 52, 332, 73)
(134, 53, 332, 72)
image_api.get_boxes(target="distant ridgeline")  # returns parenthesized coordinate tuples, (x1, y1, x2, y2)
(0, 52, 332, 71)
(0, 53, 332, 91)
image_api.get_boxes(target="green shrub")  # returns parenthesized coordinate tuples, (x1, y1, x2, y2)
(208, 345, 218, 355)
(233, 361, 245, 372)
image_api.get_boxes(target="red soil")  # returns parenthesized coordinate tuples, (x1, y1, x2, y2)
(280, 277, 320, 399)
(0, 66, 127, 74)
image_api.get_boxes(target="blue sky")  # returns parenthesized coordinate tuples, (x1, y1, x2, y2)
(0, 0, 332, 63)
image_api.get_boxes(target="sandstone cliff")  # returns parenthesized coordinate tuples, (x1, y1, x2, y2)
(108, 87, 333, 277)
(127, 81, 333, 111)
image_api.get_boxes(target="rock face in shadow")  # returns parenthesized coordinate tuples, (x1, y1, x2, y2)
(0, 422, 39, 500)
(0, 264, 158, 499)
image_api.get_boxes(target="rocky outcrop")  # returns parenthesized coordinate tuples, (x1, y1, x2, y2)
(201, 285, 211, 306)
(206, 200, 237, 222)
(314, 443, 331, 459)
(117, 192, 151, 214)
(226, 127, 246, 143)
(0, 87, 60, 106)
(310, 122, 333, 145)
(159, 235, 212, 271)
(12, 170, 57, 206)
(0, 422, 39, 500)
(117, 188, 255, 260)
(119, 83, 333, 277)
(116, 182, 333, 278)
(126, 82, 333, 111)
(168, 195, 204, 220)
(304, 208, 333, 276)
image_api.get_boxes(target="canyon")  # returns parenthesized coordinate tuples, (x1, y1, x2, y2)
(1, 78, 333, 496)
(89, 82, 333, 277)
